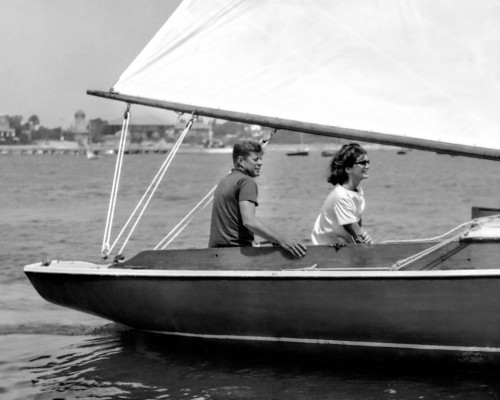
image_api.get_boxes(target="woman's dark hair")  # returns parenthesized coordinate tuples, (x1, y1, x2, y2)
(232, 140, 263, 164)
(327, 143, 367, 185)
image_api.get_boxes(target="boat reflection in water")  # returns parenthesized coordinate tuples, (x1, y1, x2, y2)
(22, 328, 500, 399)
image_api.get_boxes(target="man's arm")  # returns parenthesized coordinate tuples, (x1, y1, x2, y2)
(239, 201, 306, 257)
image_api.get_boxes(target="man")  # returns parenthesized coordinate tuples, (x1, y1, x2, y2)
(209, 140, 307, 257)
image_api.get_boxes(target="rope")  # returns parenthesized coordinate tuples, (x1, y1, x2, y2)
(154, 128, 277, 249)
(380, 220, 475, 244)
(110, 117, 194, 257)
(155, 187, 216, 250)
(102, 104, 130, 258)
(389, 214, 500, 270)
(390, 231, 466, 270)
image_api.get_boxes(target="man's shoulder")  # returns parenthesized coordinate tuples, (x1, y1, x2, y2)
(227, 169, 256, 185)
(216, 170, 256, 195)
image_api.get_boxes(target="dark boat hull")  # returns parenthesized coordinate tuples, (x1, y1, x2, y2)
(24, 239, 500, 357)
(25, 269, 500, 349)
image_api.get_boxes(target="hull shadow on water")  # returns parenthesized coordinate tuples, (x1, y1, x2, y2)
(24, 326, 500, 399)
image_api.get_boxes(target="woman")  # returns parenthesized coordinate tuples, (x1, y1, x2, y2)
(311, 143, 373, 245)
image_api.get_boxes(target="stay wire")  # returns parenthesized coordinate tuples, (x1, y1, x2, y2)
(155, 129, 276, 249)
(155, 188, 216, 250)
(111, 117, 195, 258)
(102, 104, 130, 258)
(389, 214, 500, 270)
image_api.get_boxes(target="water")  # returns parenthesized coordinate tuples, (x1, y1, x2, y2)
(2, 146, 500, 399)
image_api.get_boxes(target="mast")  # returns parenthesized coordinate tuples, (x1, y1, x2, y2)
(88, 90, 500, 162)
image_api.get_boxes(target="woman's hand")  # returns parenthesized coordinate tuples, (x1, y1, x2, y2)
(361, 231, 373, 244)
(354, 231, 373, 244)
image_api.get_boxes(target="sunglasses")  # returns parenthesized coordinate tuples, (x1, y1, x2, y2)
(353, 160, 370, 166)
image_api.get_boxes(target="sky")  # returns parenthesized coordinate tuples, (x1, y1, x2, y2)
(1, 0, 183, 128)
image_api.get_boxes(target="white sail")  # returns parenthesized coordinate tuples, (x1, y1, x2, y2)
(108, 0, 500, 159)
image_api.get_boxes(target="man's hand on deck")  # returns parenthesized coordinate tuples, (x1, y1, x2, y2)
(280, 240, 307, 257)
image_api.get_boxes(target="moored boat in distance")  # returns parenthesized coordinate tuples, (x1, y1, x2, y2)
(286, 132, 309, 156)
(86, 149, 100, 159)
(286, 150, 309, 156)
(321, 149, 336, 157)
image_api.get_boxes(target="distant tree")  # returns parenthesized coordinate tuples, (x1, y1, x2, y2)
(28, 115, 40, 126)
(18, 132, 31, 144)
(20, 115, 40, 142)
(213, 121, 250, 138)
(32, 127, 62, 141)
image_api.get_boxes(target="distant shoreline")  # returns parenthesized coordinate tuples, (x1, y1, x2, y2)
(0, 142, 397, 156)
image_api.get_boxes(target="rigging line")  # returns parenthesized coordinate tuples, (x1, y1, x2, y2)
(114, 118, 194, 256)
(155, 186, 217, 250)
(390, 230, 467, 271)
(380, 220, 474, 244)
(381, 214, 500, 245)
(158, 193, 215, 250)
(108, 115, 196, 254)
(108, 135, 182, 255)
(161, 197, 213, 249)
(389, 214, 500, 270)
(102, 104, 130, 258)
(155, 129, 276, 250)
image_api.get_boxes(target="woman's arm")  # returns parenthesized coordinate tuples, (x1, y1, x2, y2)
(343, 222, 373, 244)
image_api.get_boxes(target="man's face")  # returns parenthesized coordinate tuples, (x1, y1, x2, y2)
(239, 151, 263, 177)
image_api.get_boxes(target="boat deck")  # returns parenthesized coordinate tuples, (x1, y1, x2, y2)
(116, 239, 499, 272)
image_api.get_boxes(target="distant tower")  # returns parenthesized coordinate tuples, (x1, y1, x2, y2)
(73, 109, 87, 133)
(71, 109, 89, 146)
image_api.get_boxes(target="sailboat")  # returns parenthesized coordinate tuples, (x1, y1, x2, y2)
(85, 149, 100, 159)
(25, 1, 500, 361)
(286, 132, 309, 156)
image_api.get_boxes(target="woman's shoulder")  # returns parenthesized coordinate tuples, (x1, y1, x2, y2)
(333, 184, 351, 196)
(334, 184, 364, 199)
(325, 184, 348, 201)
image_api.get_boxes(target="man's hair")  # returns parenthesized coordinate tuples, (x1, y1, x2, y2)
(232, 141, 262, 164)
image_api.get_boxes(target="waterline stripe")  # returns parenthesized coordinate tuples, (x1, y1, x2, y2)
(147, 330, 500, 353)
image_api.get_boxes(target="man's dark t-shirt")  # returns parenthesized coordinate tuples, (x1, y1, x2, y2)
(208, 169, 258, 247)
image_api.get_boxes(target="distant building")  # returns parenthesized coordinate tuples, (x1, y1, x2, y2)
(106, 114, 214, 146)
(108, 114, 175, 143)
(174, 119, 211, 145)
(67, 109, 89, 145)
(0, 115, 16, 142)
